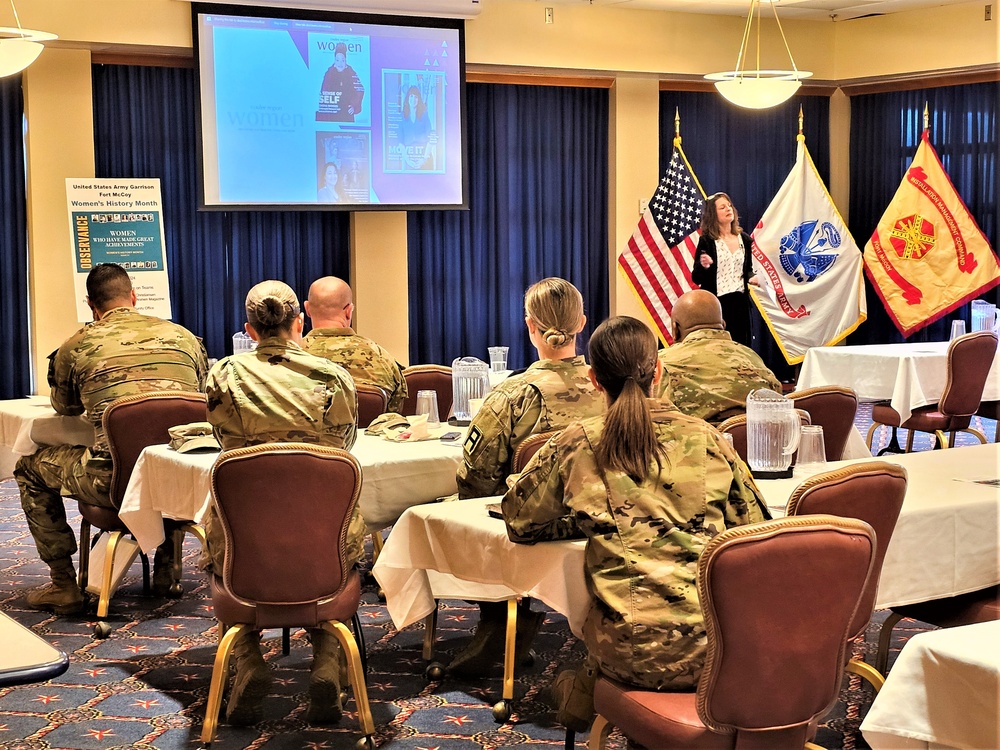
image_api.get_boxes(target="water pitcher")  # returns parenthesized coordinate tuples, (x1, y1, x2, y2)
(746, 388, 801, 478)
(451, 357, 490, 424)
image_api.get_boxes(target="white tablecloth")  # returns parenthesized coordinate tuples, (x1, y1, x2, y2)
(861, 620, 1000, 750)
(373, 444, 1000, 634)
(798, 342, 1000, 423)
(0, 397, 96, 479)
(118, 431, 465, 553)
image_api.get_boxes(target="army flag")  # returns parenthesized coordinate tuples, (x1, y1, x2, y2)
(618, 141, 705, 343)
(751, 137, 866, 364)
(863, 130, 1000, 336)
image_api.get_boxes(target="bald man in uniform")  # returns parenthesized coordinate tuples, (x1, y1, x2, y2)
(658, 289, 781, 424)
(302, 276, 407, 413)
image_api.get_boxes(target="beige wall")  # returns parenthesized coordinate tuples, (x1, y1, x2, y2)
(17, 0, 996, 388)
(22, 48, 95, 386)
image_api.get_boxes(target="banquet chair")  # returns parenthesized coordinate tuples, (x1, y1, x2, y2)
(788, 385, 859, 460)
(874, 585, 1000, 675)
(866, 331, 997, 451)
(786, 461, 908, 691)
(79, 390, 208, 637)
(974, 400, 1000, 442)
(355, 383, 389, 428)
(511, 430, 559, 473)
(201, 444, 375, 747)
(585, 515, 876, 750)
(717, 409, 811, 464)
(401, 364, 453, 419)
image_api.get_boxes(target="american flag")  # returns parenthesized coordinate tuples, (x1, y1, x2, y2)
(618, 144, 705, 343)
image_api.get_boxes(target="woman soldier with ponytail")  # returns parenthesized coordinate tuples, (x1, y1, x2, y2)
(503, 316, 769, 732)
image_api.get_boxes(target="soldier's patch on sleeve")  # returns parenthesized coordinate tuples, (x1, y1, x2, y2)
(464, 426, 483, 455)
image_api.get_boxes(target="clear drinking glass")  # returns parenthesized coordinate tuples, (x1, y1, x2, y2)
(487, 346, 509, 373)
(795, 425, 827, 475)
(414, 390, 440, 425)
(950, 319, 967, 340)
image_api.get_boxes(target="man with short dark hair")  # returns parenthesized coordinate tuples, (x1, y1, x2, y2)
(15, 263, 208, 614)
(302, 276, 407, 413)
(658, 289, 781, 424)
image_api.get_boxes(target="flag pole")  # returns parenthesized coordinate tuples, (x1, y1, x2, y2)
(797, 105, 805, 144)
(674, 107, 681, 148)
(923, 101, 930, 134)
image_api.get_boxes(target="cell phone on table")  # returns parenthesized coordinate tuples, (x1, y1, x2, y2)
(486, 502, 503, 520)
(439, 431, 462, 441)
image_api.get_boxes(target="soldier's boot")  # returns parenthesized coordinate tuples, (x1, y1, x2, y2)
(306, 627, 344, 724)
(446, 601, 507, 677)
(225, 629, 271, 726)
(152, 541, 176, 598)
(549, 662, 598, 734)
(513, 602, 545, 667)
(26, 557, 84, 615)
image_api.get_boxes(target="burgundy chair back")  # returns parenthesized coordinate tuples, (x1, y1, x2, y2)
(210, 444, 362, 629)
(355, 383, 389, 428)
(103, 391, 209, 508)
(401, 365, 453, 419)
(789, 386, 859, 461)
(696, 516, 875, 744)
(511, 430, 559, 474)
(786, 462, 907, 641)
(939, 331, 998, 419)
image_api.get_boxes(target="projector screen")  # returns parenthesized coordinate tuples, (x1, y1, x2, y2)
(193, 3, 467, 210)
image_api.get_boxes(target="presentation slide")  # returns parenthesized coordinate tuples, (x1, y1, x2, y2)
(196, 10, 465, 209)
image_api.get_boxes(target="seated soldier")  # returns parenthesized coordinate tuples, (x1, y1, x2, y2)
(15, 263, 207, 614)
(658, 289, 781, 424)
(302, 276, 407, 413)
(450, 277, 605, 676)
(504, 316, 769, 731)
(203, 280, 362, 727)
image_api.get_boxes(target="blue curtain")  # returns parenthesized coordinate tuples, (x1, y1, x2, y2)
(0, 75, 30, 398)
(91, 64, 350, 359)
(407, 83, 610, 370)
(659, 90, 831, 379)
(849, 81, 1000, 343)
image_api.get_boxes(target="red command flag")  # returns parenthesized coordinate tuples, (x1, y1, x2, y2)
(863, 130, 1000, 336)
(618, 142, 705, 343)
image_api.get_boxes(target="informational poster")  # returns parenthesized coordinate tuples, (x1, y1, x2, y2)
(65, 179, 172, 322)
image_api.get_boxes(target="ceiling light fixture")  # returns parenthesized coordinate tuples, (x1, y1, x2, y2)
(0, 0, 56, 78)
(704, 0, 811, 110)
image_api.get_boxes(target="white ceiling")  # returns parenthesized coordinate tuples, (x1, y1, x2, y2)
(538, 0, 977, 22)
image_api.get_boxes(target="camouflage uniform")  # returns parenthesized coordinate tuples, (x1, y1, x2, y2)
(657, 328, 781, 424)
(302, 327, 407, 414)
(503, 400, 769, 691)
(456, 356, 604, 499)
(203, 336, 364, 573)
(15, 307, 208, 563)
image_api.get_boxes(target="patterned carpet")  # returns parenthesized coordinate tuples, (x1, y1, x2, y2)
(0, 404, 994, 750)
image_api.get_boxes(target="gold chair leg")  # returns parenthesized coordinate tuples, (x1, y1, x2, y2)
(422, 606, 438, 661)
(588, 714, 611, 750)
(97, 531, 124, 619)
(502, 599, 517, 703)
(324, 621, 376, 740)
(200, 622, 245, 745)
(865, 423, 879, 451)
(183, 522, 207, 552)
(963, 427, 988, 445)
(846, 658, 884, 692)
(905, 429, 915, 452)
